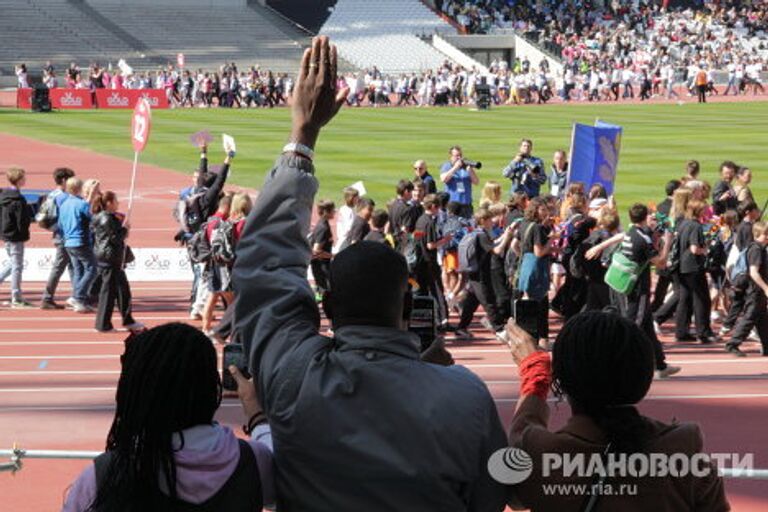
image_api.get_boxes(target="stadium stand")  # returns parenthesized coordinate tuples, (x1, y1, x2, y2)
(86, 1, 308, 73)
(0, 0, 308, 80)
(320, 0, 460, 74)
(0, 0, 138, 77)
(267, 0, 336, 34)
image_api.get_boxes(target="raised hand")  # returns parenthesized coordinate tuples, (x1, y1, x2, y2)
(290, 36, 349, 150)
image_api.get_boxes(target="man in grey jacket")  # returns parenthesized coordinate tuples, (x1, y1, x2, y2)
(233, 36, 506, 511)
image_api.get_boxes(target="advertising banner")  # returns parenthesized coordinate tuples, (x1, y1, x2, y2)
(95, 89, 169, 109)
(0, 248, 192, 282)
(50, 89, 94, 109)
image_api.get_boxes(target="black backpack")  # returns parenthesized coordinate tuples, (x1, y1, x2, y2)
(210, 219, 236, 265)
(666, 233, 681, 274)
(175, 190, 207, 234)
(187, 225, 212, 264)
(35, 193, 59, 231)
(705, 238, 727, 273)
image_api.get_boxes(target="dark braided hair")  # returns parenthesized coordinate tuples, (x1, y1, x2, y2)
(552, 311, 655, 454)
(87, 323, 222, 511)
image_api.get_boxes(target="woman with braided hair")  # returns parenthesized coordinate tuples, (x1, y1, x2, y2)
(62, 323, 274, 511)
(503, 311, 728, 511)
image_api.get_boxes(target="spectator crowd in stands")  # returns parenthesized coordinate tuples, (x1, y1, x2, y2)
(16, 0, 767, 110)
(435, 0, 766, 101)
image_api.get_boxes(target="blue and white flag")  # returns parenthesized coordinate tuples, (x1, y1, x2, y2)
(568, 122, 623, 195)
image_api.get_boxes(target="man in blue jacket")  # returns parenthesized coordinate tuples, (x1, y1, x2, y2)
(502, 139, 546, 198)
(234, 37, 506, 512)
(58, 178, 96, 313)
(440, 145, 479, 218)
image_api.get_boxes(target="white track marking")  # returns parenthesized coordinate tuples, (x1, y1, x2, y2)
(3, 394, 768, 413)
(0, 316, 187, 323)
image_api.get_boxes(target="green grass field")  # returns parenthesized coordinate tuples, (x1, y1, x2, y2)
(1, 102, 766, 212)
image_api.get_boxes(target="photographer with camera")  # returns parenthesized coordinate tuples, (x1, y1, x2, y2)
(440, 145, 480, 219)
(233, 36, 506, 511)
(502, 138, 546, 199)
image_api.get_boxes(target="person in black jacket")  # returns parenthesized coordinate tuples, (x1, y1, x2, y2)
(185, 147, 234, 320)
(675, 199, 717, 344)
(712, 161, 738, 215)
(0, 167, 33, 308)
(91, 191, 143, 333)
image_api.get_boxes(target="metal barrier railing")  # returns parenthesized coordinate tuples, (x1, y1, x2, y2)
(2, 446, 767, 479)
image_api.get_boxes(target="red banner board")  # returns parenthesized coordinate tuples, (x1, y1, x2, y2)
(95, 89, 169, 109)
(16, 88, 168, 110)
(16, 88, 32, 109)
(50, 89, 94, 109)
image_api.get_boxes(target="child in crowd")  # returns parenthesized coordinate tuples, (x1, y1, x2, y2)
(311, 200, 335, 301)
(726, 221, 768, 357)
(364, 209, 390, 246)
(91, 191, 143, 333)
(0, 167, 33, 308)
(334, 187, 359, 253)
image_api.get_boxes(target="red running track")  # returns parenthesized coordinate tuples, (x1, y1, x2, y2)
(0, 281, 767, 510)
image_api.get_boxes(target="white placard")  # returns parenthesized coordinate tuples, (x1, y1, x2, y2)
(349, 181, 367, 196)
(222, 133, 236, 154)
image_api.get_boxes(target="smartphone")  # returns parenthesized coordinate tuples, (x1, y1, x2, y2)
(513, 298, 540, 340)
(222, 343, 250, 391)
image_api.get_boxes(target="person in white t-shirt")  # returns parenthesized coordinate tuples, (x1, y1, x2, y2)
(745, 60, 764, 95)
(621, 67, 635, 98)
(724, 62, 738, 96)
(588, 68, 600, 101)
(610, 66, 622, 100)
(15, 64, 28, 89)
(663, 63, 678, 99)
(333, 186, 360, 254)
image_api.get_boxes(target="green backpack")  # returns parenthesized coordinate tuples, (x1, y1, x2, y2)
(604, 251, 647, 295)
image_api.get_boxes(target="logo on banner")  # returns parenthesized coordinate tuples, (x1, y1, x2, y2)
(107, 92, 130, 107)
(37, 254, 55, 270)
(140, 93, 161, 107)
(178, 257, 191, 271)
(144, 254, 171, 271)
(60, 92, 83, 107)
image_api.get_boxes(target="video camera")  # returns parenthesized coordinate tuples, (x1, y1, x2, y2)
(462, 159, 483, 169)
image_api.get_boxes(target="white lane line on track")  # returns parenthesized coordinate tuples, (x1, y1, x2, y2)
(3, 394, 768, 413)
(0, 316, 188, 322)
(19, 287, 191, 292)
(0, 370, 120, 375)
(0, 387, 116, 393)
(0, 329, 118, 334)
(464, 359, 768, 368)
(0, 341, 125, 346)
(1, 359, 765, 374)
(0, 357, 764, 366)
(0, 355, 118, 360)
(4, 376, 768, 393)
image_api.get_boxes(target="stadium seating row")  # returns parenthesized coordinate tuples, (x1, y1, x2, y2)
(320, 0, 459, 74)
(0, 0, 307, 79)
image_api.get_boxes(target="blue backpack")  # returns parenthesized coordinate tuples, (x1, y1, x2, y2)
(729, 247, 750, 283)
